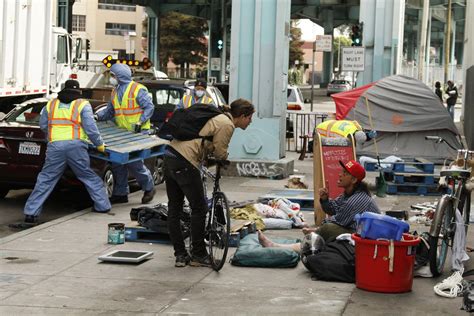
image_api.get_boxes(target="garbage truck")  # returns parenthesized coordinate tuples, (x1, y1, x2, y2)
(0, 0, 85, 113)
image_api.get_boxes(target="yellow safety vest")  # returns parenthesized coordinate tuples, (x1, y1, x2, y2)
(112, 81, 150, 131)
(46, 98, 88, 142)
(316, 120, 362, 138)
(181, 94, 214, 108)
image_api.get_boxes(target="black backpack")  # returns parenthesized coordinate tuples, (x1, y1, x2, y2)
(158, 104, 223, 141)
(302, 240, 356, 283)
(130, 204, 191, 236)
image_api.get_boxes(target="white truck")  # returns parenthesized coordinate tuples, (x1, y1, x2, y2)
(0, 0, 84, 113)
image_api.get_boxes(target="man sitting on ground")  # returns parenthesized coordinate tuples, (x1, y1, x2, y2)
(258, 160, 380, 249)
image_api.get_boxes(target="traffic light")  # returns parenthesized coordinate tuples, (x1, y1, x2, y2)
(351, 24, 362, 47)
(86, 39, 91, 51)
(217, 39, 223, 50)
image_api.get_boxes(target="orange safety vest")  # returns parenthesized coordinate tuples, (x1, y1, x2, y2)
(46, 98, 88, 142)
(181, 94, 214, 108)
(112, 81, 150, 131)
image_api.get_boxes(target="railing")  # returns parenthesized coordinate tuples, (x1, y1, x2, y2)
(286, 111, 331, 152)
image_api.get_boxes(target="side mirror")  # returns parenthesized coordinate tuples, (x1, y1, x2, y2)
(304, 98, 310, 103)
(75, 38, 83, 60)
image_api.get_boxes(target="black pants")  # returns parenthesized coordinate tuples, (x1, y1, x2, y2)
(164, 155, 208, 258)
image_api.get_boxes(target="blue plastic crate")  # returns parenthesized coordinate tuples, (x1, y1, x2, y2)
(355, 212, 409, 241)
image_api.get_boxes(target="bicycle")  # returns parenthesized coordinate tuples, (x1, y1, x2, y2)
(201, 159, 231, 271)
(425, 136, 473, 276)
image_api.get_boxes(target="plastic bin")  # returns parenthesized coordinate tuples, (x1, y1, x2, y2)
(355, 212, 409, 241)
(352, 233, 420, 293)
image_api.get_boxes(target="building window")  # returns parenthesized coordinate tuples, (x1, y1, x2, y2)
(113, 49, 134, 60)
(72, 15, 86, 32)
(98, 0, 136, 11)
(105, 23, 136, 36)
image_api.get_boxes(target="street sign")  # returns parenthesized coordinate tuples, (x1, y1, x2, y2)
(341, 47, 365, 71)
(315, 35, 332, 52)
(210, 57, 221, 71)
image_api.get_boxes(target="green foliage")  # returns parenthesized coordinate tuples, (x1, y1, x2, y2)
(333, 35, 352, 70)
(159, 12, 208, 70)
(289, 25, 304, 67)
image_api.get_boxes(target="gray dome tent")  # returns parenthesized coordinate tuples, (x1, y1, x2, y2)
(333, 75, 462, 163)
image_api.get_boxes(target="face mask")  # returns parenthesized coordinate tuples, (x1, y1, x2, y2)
(109, 77, 118, 86)
(195, 90, 205, 98)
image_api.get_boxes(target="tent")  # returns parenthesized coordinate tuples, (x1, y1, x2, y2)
(331, 75, 462, 163)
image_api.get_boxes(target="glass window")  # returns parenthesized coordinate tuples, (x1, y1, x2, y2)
(98, 0, 136, 11)
(287, 88, 297, 102)
(72, 15, 86, 32)
(105, 23, 136, 36)
(7, 104, 46, 124)
(57, 35, 68, 64)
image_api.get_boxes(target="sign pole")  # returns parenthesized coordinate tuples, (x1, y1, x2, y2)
(311, 41, 315, 112)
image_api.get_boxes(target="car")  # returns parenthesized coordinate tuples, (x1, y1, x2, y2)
(213, 82, 229, 104)
(0, 98, 164, 199)
(287, 85, 305, 110)
(327, 79, 352, 96)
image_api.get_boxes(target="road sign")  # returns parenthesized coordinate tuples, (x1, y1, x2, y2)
(341, 47, 365, 71)
(315, 35, 332, 52)
(210, 57, 221, 71)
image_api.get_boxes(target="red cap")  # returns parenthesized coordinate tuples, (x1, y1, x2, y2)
(339, 160, 366, 182)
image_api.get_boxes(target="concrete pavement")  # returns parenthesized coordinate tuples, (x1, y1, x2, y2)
(0, 152, 472, 315)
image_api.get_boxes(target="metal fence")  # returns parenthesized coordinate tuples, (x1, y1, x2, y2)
(286, 111, 330, 152)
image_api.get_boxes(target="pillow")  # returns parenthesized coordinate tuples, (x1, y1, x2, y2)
(231, 233, 300, 268)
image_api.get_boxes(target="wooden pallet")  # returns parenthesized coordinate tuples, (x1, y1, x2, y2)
(386, 182, 441, 196)
(89, 121, 169, 164)
(392, 172, 437, 185)
(365, 157, 434, 174)
(258, 189, 314, 211)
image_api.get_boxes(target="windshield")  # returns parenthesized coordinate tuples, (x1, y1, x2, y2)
(6, 103, 46, 124)
(210, 87, 226, 106)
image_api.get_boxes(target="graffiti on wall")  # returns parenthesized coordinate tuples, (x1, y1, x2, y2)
(235, 161, 284, 178)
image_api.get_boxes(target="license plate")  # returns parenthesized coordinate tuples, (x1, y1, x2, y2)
(18, 142, 41, 156)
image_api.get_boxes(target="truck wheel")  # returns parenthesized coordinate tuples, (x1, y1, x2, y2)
(152, 157, 164, 185)
(103, 168, 115, 198)
(0, 187, 9, 199)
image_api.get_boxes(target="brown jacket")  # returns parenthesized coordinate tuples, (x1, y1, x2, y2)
(170, 113, 235, 168)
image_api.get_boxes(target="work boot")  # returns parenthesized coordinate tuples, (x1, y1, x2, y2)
(141, 188, 156, 204)
(91, 207, 111, 213)
(24, 215, 38, 224)
(110, 195, 128, 204)
(175, 254, 191, 267)
(189, 255, 212, 268)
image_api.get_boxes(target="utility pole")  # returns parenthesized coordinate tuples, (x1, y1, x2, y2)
(310, 41, 315, 112)
(444, 0, 452, 84)
(337, 36, 341, 73)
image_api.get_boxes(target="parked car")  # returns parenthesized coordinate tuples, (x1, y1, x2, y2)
(287, 85, 305, 110)
(0, 98, 164, 199)
(327, 80, 352, 96)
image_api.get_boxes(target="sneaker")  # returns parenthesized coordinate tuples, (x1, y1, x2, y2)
(141, 188, 156, 204)
(189, 255, 212, 267)
(110, 195, 128, 204)
(175, 254, 191, 267)
(24, 215, 38, 223)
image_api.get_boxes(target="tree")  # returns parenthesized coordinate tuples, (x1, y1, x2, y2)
(332, 35, 352, 71)
(289, 24, 304, 67)
(158, 12, 208, 77)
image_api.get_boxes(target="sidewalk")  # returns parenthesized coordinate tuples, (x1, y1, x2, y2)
(0, 153, 472, 315)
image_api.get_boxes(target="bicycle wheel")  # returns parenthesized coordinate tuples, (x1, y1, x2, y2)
(207, 191, 230, 271)
(429, 197, 454, 277)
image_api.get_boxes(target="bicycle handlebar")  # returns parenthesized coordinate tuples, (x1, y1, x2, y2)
(425, 135, 462, 152)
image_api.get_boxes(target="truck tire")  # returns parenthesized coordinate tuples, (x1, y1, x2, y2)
(102, 168, 115, 198)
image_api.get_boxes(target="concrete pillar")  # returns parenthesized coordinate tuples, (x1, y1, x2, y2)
(228, 0, 291, 161)
(358, 0, 405, 85)
(321, 10, 333, 88)
(145, 8, 159, 69)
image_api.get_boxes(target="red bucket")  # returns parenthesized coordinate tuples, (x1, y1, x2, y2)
(352, 233, 420, 293)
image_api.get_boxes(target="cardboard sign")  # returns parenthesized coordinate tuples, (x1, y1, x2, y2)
(313, 133, 356, 225)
